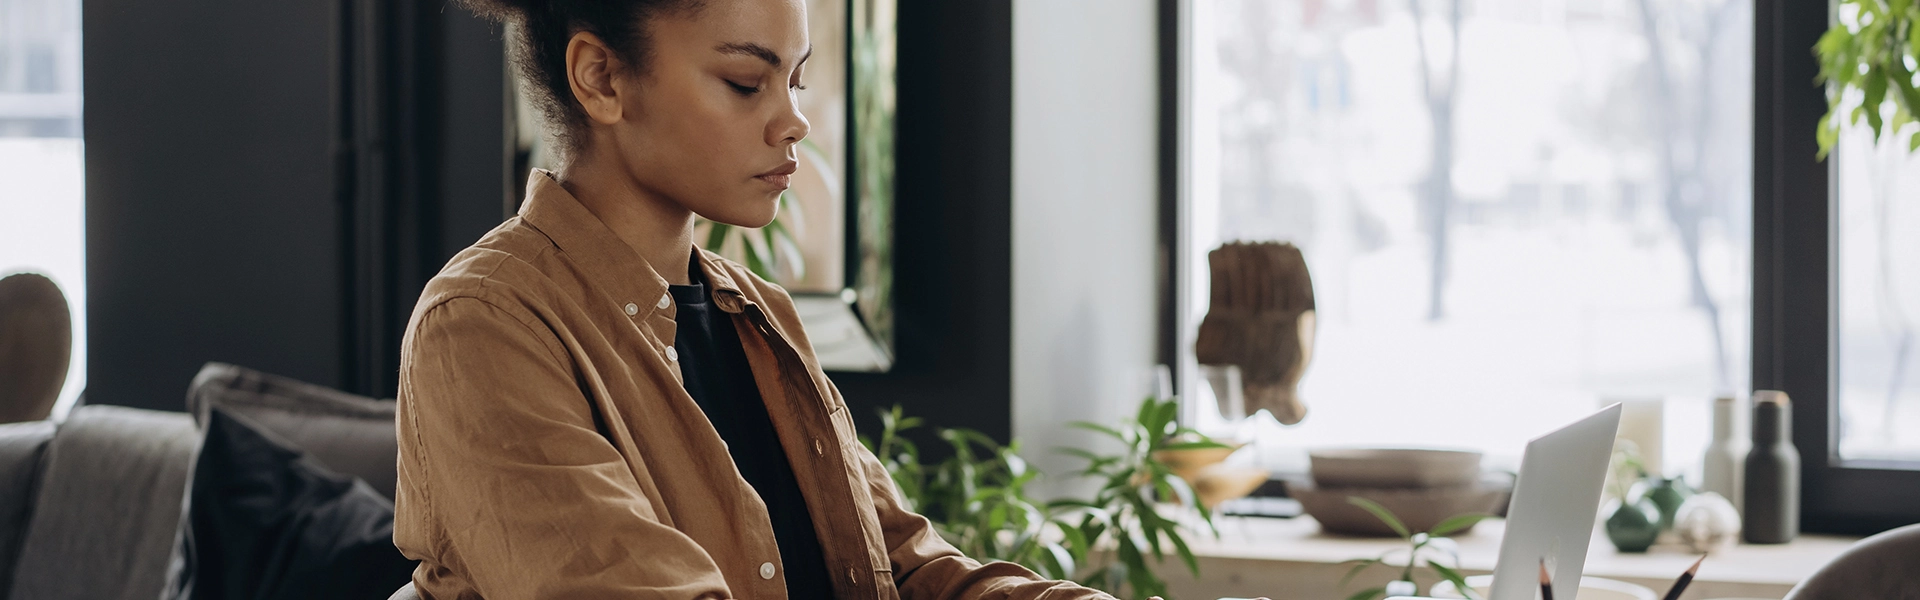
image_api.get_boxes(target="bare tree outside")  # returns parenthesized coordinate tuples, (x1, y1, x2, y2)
(1407, 0, 1461, 322)
(1185, 0, 1757, 463)
(1631, 0, 1749, 392)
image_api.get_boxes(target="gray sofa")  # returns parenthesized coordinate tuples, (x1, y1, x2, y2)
(0, 363, 402, 600)
(0, 405, 199, 600)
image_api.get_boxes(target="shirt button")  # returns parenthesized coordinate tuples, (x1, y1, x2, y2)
(665, 347, 679, 361)
(759, 562, 776, 580)
(656, 293, 672, 309)
(623, 303, 638, 316)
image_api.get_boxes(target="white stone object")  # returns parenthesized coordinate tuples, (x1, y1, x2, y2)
(1676, 492, 1742, 554)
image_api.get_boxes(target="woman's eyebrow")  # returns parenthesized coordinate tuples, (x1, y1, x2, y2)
(715, 42, 814, 69)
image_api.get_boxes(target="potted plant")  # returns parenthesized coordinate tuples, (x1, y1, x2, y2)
(1337, 497, 1490, 600)
(862, 407, 1081, 580)
(1055, 397, 1233, 598)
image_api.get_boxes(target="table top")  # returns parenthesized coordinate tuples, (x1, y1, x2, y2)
(1188, 515, 1860, 587)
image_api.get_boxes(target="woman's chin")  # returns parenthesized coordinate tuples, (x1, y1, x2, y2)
(702, 207, 779, 230)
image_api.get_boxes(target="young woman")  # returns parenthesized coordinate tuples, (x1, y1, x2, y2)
(393, 1, 1110, 598)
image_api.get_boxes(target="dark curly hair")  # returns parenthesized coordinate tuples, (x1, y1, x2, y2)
(459, 0, 706, 160)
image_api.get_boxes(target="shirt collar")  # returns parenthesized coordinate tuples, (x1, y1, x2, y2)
(517, 169, 749, 316)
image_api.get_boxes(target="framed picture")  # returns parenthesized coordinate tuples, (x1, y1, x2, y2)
(766, 0, 897, 372)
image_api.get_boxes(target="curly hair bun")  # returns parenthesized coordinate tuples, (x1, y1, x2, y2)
(454, 0, 545, 22)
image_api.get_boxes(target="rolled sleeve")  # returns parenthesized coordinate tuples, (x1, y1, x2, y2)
(395, 296, 731, 599)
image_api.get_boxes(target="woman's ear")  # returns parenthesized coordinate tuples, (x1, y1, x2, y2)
(566, 31, 624, 125)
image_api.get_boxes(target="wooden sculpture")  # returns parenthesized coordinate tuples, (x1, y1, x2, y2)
(1193, 242, 1314, 425)
(0, 272, 72, 423)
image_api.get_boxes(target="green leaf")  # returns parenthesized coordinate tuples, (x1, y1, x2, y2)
(1057, 520, 1090, 562)
(1866, 67, 1890, 137)
(1347, 496, 1412, 539)
(1159, 472, 1200, 509)
(1344, 587, 1387, 600)
(703, 222, 731, 252)
(1427, 513, 1493, 538)
(1040, 542, 1076, 580)
(1169, 529, 1201, 577)
(1429, 560, 1480, 600)
(1067, 421, 1128, 442)
(1154, 399, 1179, 438)
(1339, 558, 1382, 588)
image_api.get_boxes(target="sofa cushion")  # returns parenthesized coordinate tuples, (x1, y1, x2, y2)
(0, 420, 55, 597)
(162, 408, 415, 600)
(186, 363, 397, 499)
(7, 405, 198, 600)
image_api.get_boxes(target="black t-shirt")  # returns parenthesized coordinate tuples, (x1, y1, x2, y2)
(669, 259, 831, 597)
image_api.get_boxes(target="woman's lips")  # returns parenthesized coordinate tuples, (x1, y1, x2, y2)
(755, 161, 797, 189)
(755, 173, 792, 189)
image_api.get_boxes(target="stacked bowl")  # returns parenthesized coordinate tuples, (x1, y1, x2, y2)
(1291, 448, 1505, 537)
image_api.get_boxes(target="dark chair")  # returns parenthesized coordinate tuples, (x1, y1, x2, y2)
(1783, 523, 1920, 600)
(0, 272, 72, 423)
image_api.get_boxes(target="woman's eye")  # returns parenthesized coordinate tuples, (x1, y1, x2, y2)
(726, 80, 760, 96)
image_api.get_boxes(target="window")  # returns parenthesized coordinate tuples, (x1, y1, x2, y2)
(0, 0, 84, 419)
(1833, 106, 1920, 463)
(1177, 0, 1754, 471)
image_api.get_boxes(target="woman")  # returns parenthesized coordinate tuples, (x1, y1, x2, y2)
(393, 0, 1110, 598)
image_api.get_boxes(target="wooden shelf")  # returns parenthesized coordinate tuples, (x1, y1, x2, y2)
(1160, 515, 1859, 600)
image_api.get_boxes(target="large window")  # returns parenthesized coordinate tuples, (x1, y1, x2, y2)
(0, 0, 84, 418)
(1833, 104, 1920, 463)
(1179, 0, 1755, 470)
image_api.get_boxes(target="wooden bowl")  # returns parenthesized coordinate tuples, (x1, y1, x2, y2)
(1292, 482, 1504, 537)
(1309, 447, 1483, 489)
(1153, 443, 1243, 482)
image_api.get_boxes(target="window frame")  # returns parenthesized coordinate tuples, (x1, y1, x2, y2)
(1754, 0, 1920, 535)
(1160, 0, 1920, 534)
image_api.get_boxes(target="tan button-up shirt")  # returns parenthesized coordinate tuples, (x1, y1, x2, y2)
(394, 171, 1106, 599)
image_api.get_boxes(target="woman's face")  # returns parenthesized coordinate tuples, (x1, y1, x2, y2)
(599, 0, 812, 228)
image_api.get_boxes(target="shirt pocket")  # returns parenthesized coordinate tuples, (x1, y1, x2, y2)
(827, 401, 862, 449)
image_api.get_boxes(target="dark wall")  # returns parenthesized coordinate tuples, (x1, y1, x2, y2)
(84, 0, 344, 409)
(833, 0, 1017, 444)
(85, 0, 512, 410)
(84, 0, 1017, 438)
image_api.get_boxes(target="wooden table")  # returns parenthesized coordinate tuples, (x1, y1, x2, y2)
(1161, 516, 1859, 600)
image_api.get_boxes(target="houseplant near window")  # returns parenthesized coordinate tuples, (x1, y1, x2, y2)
(1814, 0, 1920, 157)
(863, 398, 1229, 599)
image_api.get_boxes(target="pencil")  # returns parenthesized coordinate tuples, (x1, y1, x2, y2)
(1539, 559, 1553, 600)
(1661, 556, 1705, 600)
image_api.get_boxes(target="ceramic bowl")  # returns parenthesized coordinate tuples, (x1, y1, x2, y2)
(1291, 482, 1505, 537)
(1309, 447, 1484, 489)
(1432, 575, 1657, 600)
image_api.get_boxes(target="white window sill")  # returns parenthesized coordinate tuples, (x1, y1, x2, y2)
(1162, 516, 1860, 600)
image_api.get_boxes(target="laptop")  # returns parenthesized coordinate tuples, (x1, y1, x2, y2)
(1389, 403, 1623, 600)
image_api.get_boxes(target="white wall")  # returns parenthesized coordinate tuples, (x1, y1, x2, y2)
(1011, 0, 1162, 497)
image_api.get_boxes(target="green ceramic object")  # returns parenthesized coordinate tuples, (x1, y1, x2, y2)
(1605, 495, 1663, 553)
(1646, 476, 1693, 530)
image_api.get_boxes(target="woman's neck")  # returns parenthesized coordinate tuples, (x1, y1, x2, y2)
(553, 155, 697, 285)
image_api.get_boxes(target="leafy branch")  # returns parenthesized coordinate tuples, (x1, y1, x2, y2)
(1815, 0, 1920, 157)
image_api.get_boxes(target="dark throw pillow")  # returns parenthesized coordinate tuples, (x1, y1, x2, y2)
(186, 362, 399, 499)
(164, 407, 415, 600)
